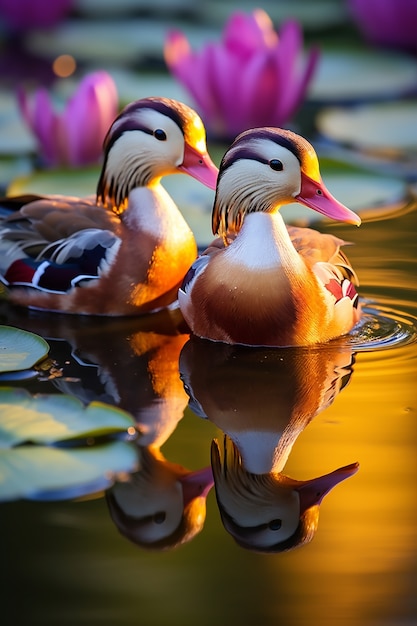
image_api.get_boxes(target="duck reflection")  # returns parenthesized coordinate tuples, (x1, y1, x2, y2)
(86, 322, 213, 551)
(1, 304, 213, 550)
(106, 452, 213, 551)
(179, 337, 359, 553)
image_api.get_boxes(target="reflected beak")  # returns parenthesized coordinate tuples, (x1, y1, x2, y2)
(296, 172, 361, 226)
(297, 462, 359, 513)
(179, 143, 219, 189)
(180, 466, 214, 506)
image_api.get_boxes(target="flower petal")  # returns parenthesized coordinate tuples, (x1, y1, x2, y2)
(235, 51, 280, 132)
(0, 0, 73, 31)
(273, 20, 319, 122)
(224, 9, 276, 57)
(204, 42, 242, 138)
(30, 89, 60, 166)
(164, 30, 214, 115)
(64, 71, 118, 166)
(164, 10, 318, 141)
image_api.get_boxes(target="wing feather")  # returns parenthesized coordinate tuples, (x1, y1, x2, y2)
(2, 194, 122, 243)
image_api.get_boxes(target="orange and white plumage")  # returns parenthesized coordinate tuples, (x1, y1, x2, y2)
(179, 127, 361, 347)
(0, 97, 218, 316)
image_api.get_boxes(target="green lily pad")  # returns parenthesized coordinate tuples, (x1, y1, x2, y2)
(0, 326, 50, 373)
(309, 49, 417, 102)
(317, 101, 417, 153)
(77, 0, 196, 16)
(0, 440, 139, 501)
(6, 167, 99, 197)
(0, 387, 137, 447)
(197, 0, 347, 30)
(0, 90, 36, 157)
(25, 18, 219, 64)
(101, 68, 191, 108)
(6, 162, 407, 247)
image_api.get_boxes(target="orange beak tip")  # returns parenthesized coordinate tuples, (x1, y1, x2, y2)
(297, 172, 361, 226)
(180, 143, 219, 189)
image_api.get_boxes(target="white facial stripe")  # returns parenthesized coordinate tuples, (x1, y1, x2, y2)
(104, 115, 187, 194)
(111, 109, 185, 166)
(221, 140, 302, 200)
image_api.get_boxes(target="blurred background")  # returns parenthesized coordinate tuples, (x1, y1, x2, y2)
(0, 2, 416, 626)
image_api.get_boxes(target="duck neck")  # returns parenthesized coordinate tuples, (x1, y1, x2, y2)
(227, 429, 296, 474)
(122, 185, 184, 235)
(225, 210, 303, 272)
(97, 137, 167, 213)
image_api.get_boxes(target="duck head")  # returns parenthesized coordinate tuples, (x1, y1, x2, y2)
(212, 127, 361, 242)
(211, 436, 359, 553)
(97, 96, 218, 212)
(106, 447, 214, 551)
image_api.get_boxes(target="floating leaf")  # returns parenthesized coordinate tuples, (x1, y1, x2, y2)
(6, 166, 98, 197)
(317, 102, 417, 152)
(310, 50, 417, 102)
(5, 133, 407, 248)
(0, 325, 50, 373)
(0, 387, 137, 447)
(0, 91, 36, 156)
(0, 441, 140, 502)
(0, 369, 39, 382)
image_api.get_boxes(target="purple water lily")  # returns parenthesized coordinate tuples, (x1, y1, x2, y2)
(18, 71, 119, 168)
(0, 0, 73, 31)
(164, 9, 319, 141)
(348, 0, 417, 54)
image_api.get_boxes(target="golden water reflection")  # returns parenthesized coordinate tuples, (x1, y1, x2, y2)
(1, 203, 416, 626)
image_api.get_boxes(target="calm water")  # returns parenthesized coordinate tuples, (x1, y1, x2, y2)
(1, 199, 416, 626)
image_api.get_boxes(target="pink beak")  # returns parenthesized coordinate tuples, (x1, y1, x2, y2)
(297, 462, 359, 513)
(296, 172, 361, 226)
(180, 466, 214, 506)
(179, 143, 219, 189)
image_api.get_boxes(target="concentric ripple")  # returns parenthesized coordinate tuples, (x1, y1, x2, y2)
(349, 300, 417, 351)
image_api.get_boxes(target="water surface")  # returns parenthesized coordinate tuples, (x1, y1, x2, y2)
(1, 199, 416, 626)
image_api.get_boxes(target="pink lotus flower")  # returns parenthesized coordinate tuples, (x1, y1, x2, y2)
(348, 0, 417, 54)
(17, 71, 119, 168)
(164, 9, 319, 141)
(0, 0, 73, 31)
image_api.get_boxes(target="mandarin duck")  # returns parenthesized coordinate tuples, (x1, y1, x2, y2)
(0, 97, 218, 316)
(95, 323, 213, 552)
(212, 436, 358, 553)
(179, 337, 359, 552)
(106, 450, 213, 551)
(179, 127, 362, 347)
(26, 312, 215, 552)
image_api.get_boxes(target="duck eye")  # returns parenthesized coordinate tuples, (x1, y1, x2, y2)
(153, 512, 166, 524)
(154, 129, 167, 141)
(268, 519, 282, 531)
(269, 159, 283, 171)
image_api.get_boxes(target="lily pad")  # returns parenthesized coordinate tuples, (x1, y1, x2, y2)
(0, 369, 40, 382)
(100, 68, 191, 108)
(0, 387, 137, 447)
(25, 18, 219, 64)
(6, 160, 407, 247)
(77, 0, 198, 16)
(0, 325, 50, 373)
(0, 440, 139, 501)
(310, 50, 417, 103)
(197, 0, 347, 30)
(317, 101, 417, 153)
(0, 90, 36, 157)
(6, 166, 99, 197)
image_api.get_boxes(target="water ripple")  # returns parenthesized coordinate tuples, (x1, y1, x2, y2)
(349, 300, 417, 351)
